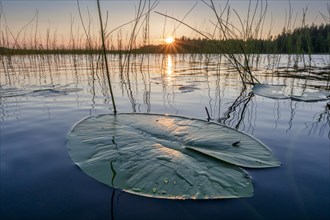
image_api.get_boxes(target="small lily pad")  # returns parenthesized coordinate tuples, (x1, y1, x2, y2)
(252, 84, 289, 99)
(177, 85, 200, 93)
(67, 113, 280, 199)
(0, 86, 82, 98)
(290, 90, 330, 102)
(252, 84, 330, 102)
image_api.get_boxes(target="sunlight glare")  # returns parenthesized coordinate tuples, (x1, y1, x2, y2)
(166, 54, 173, 76)
(165, 37, 174, 44)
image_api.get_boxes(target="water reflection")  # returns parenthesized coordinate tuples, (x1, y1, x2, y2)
(1, 53, 329, 220)
(166, 54, 173, 77)
(218, 88, 255, 131)
(307, 105, 330, 138)
(1, 54, 329, 138)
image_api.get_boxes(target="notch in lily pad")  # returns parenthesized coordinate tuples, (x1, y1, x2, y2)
(67, 113, 280, 200)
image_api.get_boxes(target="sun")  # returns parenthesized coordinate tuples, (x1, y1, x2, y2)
(165, 37, 175, 44)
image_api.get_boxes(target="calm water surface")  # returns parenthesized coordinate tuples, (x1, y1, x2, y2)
(1, 54, 329, 220)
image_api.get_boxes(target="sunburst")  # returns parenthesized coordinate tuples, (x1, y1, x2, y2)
(165, 37, 175, 44)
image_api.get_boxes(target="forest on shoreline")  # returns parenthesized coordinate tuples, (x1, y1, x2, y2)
(137, 23, 330, 54)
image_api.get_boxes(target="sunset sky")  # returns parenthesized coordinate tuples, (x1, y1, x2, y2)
(1, 0, 329, 48)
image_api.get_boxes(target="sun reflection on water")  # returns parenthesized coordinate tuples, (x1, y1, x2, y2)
(166, 54, 173, 76)
(165, 54, 174, 85)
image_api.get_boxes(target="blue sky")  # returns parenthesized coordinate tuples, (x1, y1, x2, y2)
(1, 0, 329, 48)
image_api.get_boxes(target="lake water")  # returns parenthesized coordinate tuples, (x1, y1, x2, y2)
(1, 54, 329, 220)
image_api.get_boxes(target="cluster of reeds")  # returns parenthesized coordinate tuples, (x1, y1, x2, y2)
(156, 0, 268, 87)
(1, 0, 329, 96)
(155, 0, 329, 88)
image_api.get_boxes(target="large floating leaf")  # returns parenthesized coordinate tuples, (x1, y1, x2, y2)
(252, 84, 330, 102)
(67, 113, 280, 199)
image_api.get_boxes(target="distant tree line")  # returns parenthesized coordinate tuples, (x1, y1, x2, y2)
(1, 23, 328, 55)
(136, 23, 330, 54)
(273, 23, 329, 54)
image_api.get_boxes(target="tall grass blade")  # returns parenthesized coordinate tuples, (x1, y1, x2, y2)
(96, 0, 117, 114)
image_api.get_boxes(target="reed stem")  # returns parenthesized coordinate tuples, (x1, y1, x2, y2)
(96, 0, 117, 114)
(205, 106, 211, 122)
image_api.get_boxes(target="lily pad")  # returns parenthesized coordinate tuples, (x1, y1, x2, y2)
(0, 87, 31, 97)
(29, 88, 82, 97)
(0, 86, 82, 98)
(252, 84, 330, 102)
(67, 113, 280, 199)
(290, 90, 330, 102)
(177, 85, 200, 93)
(252, 84, 289, 99)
